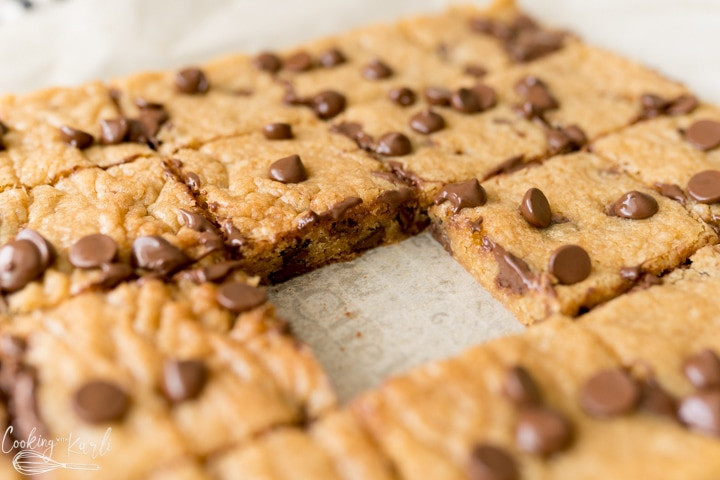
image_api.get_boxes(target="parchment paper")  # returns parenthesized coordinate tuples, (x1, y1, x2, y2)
(1, 0, 719, 402)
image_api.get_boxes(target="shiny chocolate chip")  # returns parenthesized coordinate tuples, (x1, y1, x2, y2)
(434, 179, 487, 213)
(504, 365, 542, 405)
(59, 125, 94, 149)
(15, 229, 54, 269)
(69, 234, 118, 268)
(175, 67, 209, 94)
(99, 118, 129, 145)
(409, 109, 445, 134)
(319, 48, 346, 68)
(515, 406, 573, 456)
(580, 368, 640, 417)
(424, 86, 452, 106)
(0, 239, 44, 292)
(216, 282, 267, 313)
(519, 188, 552, 228)
(684, 120, 720, 151)
(268, 154, 307, 183)
(610, 191, 659, 219)
(162, 359, 208, 403)
(131, 236, 190, 275)
(284, 51, 314, 72)
(73, 380, 129, 423)
(263, 122, 293, 140)
(253, 52, 282, 73)
(310, 90, 346, 120)
(548, 244, 591, 285)
(683, 349, 720, 390)
(679, 391, 720, 436)
(388, 87, 417, 107)
(468, 444, 520, 480)
(376, 132, 412, 156)
(687, 170, 720, 204)
(362, 59, 393, 80)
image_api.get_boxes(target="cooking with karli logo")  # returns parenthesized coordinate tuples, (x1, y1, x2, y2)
(2, 426, 111, 475)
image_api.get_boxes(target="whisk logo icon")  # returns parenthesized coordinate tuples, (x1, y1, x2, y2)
(13, 450, 99, 475)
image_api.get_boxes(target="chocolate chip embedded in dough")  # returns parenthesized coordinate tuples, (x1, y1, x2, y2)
(95, 263, 134, 289)
(467, 444, 520, 480)
(216, 281, 267, 313)
(16, 229, 54, 270)
(678, 391, 720, 436)
(687, 170, 720, 204)
(388, 87, 417, 107)
(320, 197, 363, 221)
(666, 94, 698, 116)
(131, 236, 190, 275)
(655, 182, 686, 204)
(684, 120, 720, 151)
(519, 188, 552, 228)
(515, 406, 573, 456)
(310, 90, 346, 120)
(409, 109, 445, 134)
(362, 59, 393, 80)
(162, 359, 208, 403)
(451, 88, 483, 114)
(59, 125, 94, 149)
(424, 86, 452, 106)
(69, 234, 118, 268)
(548, 244, 591, 285)
(0, 240, 45, 292)
(73, 380, 130, 423)
(263, 122, 294, 140)
(434, 179, 487, 213)
(503, 366, 542, 405)
(253, 52, 282, 73)
(284, 51, 314, 72)
(318, 48, 346, 68)
(175, 67, 209, 94)
(683, 349, 720, 390)
(610, 191, 659, 219)
(268, 154, 308, 184)
(376, 132, 412, 156)
(639, 379, 677, 418)
(99, 118, 129, 145)
(580, 368, 640, 417)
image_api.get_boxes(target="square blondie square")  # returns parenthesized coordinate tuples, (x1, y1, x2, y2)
(171, 124, 426, 283)
(351, 314, 720, 480)
(208, 411, 397, 480)
(428, 152, 716, 324)
(0, 82, 155, 189)
(483, 41, 690, 140)
(592, 103, 720, 229)
(109, 53, 320, 154)
(0, 278, 335, 479)
(0, 155, 225, 313)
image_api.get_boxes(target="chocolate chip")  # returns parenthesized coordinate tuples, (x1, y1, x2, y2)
(409, 109, 445, 134)
(655, 182, 686, 204)
(519, 188, 551, 228)
(548, 244, 591, 285)
(640, 94, 670, 119)
(96, 263, 134, 289)
(464, 64, 488, 78)
(268, 154, 307, 183)
(135, 98, 164, 110)
(0, 240, 45, 292)
(504, 366, 542, 405)
(580, 368, 639, 417)
(515, 76, 558, 118)
(487, 240, 537, 294)
(284, 51, 314, 72)
(683, 349, 720, 390)
(666, 94, 698, 116)
(687, 170, 720, 204)
(388, 87, 416, 107)
(179, 209, 218, 234)
(319, 48, 346, 68)
(376, 132, 412, 156)
(352, 228, 385, 252)
(434, 179, 487, 213)
(310, 90, 346, 120)
(59, 125, 94, 149)
(639, 379, 677, 418)
(216, 281, 267, 313)
(473, 84, 498, 111)
(684, 120, 720, 151)
(610, 191, 659, 219)
(263, 122, 293, 140)
(468, 444, 519, 480)
(73, 380, 129, 423)
(679, 391, 720, 436)
(162, 359, 208, 403)
(515, 406, 572, 456)
(253, 52, 282, 73)
(546, 125, 586, 154)
(176, 67, 209, 94)
(69, 234, 118, 268)
(188, 261, 241, 283)
(451, 88, 483, 114)
(15, 229, 54, 269)
(99, 118, 129, 145)
(424, 86, 452, 106)
(131, 236, 190, 275)
(362, 59, 393, 80)
(222, 223, 246, 249)
(9, 367, 46, 442)
(508, 30, 565, 63)
(320, 197, 363, 221)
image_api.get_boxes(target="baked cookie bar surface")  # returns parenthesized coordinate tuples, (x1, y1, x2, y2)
(428, 152, 715, 323)
(0, 278, 334, 479)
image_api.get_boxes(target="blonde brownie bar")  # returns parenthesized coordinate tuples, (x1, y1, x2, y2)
(428, 152, 716, 323)
(592, 103, 720, 229)
(0, 278, 334, 479)
(0, 155, 229, 313)
(351, 246, 720, 480)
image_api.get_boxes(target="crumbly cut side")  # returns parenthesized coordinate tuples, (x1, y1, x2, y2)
(0, 156, 228, 313)
(352, 246, 720, 480)
(0, 82, 154, 190)
(484, 41, 690, 139)
(592, 103, 720, 229)
(208, 411, 398, 480)
(171, 126, 426, 283)
(428, 152, 716, 324)
(0, 278, 335, 479)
